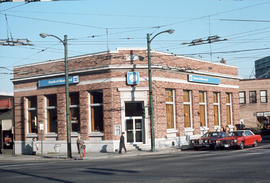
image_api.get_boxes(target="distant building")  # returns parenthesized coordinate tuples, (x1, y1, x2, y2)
(0, 93, 13, 154)
(239, 78, 270, 129)
(255, 56, 270, 78)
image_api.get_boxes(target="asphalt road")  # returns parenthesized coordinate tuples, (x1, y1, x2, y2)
(1, 144, 270, 183)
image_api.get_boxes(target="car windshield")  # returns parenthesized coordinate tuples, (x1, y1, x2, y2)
(232, 131, 243, 137)
(208, 132, 225, 137)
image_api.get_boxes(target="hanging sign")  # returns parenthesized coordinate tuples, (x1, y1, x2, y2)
(127, 72, 139, 85)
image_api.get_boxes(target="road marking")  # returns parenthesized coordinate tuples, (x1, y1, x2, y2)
(0, 162, 57, 169)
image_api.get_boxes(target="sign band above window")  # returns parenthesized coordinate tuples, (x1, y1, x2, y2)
(188, 74, 220, 85)
(38, 75, 79, 87)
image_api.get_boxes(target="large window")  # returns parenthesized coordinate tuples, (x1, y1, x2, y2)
(90, 91, 104, 132)
(249, 91, 257, 103)
(166, 89, 175, 129)
(184, 90, 192, 128)
(226, 93, 233, 126)
(27, 96, 37, 134)
(239, 91, 246, 104)
(45, 94, 57, 133)
(213, 92, 221, 126)
(69, 92, 80, 132)
(260, 90, 267, 103)
(199, 91, 207, 127)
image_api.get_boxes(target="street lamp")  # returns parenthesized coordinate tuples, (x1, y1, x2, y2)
(147, 29, 174, 152)
(40, 33, 72, 158)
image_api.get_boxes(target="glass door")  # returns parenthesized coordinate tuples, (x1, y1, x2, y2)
(125, 102, 144, 143)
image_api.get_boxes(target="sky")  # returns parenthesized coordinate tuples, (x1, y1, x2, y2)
(1, 0, 270, 94)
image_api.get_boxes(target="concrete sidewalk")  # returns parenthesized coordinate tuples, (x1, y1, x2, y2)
(0, 148, 182, 161)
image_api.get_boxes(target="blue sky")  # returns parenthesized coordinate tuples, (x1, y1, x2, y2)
(1, 0, 270, 93)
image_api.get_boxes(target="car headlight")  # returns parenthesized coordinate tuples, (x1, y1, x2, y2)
(234, 139, 237, 143)
(216, 141, 221, 144)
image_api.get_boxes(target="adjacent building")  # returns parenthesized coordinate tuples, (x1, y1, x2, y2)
(239, 78, 270, 129)
(0, 93, 13, 154)
(12, 48, 240, 155)
(255, 56, 270, 78)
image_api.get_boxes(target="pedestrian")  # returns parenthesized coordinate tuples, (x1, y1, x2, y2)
(119, 132, 127, 154)
(32, 138, 38, 155)
(77, 135, 83, 154)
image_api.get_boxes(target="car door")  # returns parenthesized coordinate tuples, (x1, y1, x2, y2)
(244, 131, 252, 145)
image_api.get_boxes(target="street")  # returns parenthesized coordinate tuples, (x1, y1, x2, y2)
(0, 144, 270, 183)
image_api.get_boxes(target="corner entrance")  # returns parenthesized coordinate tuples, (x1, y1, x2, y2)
(125, 102, 145, 143)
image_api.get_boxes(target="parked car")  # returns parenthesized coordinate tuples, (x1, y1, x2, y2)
(190, 132, 228, 150)
(216, 130, 262, 150)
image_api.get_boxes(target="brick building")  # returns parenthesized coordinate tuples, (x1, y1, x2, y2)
(0, 94, 13, 154)
(239, 78, 270, 129)
(12, 48, 240, 154)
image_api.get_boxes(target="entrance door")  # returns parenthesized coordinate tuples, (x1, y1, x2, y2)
(125, 102, 144, 143)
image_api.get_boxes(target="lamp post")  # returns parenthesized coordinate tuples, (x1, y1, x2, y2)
(39, 33, 72, 158)
(147, 29, 174, 152)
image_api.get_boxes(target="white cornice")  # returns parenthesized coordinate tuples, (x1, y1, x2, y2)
(11, 64, 239, 82)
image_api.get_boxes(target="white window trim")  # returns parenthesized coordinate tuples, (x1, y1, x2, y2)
(184, 90, 193, 130)
(166, 89, 176, 130)
(214, 92, 221, 127)
(26, 97, 37, 134)
(88, 92, 103, 133)
(239, 91, 246, 104)
(260, 90, 267, 103)
(199, 91, 208, 128)
(45, 95, 57, 134)
(226, 93, 233, 125)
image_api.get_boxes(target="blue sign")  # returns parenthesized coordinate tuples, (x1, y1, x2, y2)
(127, 72, 139, 85)
(188, 75, 220, 85)
(38, 75, 79, 87)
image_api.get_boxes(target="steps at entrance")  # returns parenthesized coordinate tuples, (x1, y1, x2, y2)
(125, 144, 151, 151)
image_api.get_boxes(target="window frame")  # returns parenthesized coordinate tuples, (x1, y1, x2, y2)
(249, 91, 257, 103)
(69, 92, 80, 133)
(226, 93, 233, 126)
(199, 91, 208, 128)
(89, 90, 104, 133)
(165, 89, 176, 130)
(239, 91, 246, 104)
(213, 92, 221, 127)
(260, 90, 267, 103)
(26, 96, 37, 134)
(45, 94, 57, 134)
(184, 90, 193, 129)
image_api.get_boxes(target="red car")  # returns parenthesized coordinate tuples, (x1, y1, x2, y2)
(216, 130, 262, 150)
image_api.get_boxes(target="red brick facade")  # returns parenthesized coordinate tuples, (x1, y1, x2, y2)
(12, 48, 240, 154)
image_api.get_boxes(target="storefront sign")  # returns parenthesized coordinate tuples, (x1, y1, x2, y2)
(38, 75, 79, 87)
(188, 75, 220, 85)
(127, 72, 139, 85)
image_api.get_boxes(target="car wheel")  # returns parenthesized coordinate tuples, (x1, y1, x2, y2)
(239, 142, 244, 150)
(253, 141, 258, 147)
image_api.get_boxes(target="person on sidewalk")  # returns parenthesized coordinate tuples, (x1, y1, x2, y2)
(32, 138, 38, 155)
(119, 132, 127, 154)
(77, 135, 83, 154)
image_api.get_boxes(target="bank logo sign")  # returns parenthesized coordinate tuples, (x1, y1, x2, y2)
(127, 72, 139, 85)
(188, 75, 220, 85)
(38, 75, 79, 87)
